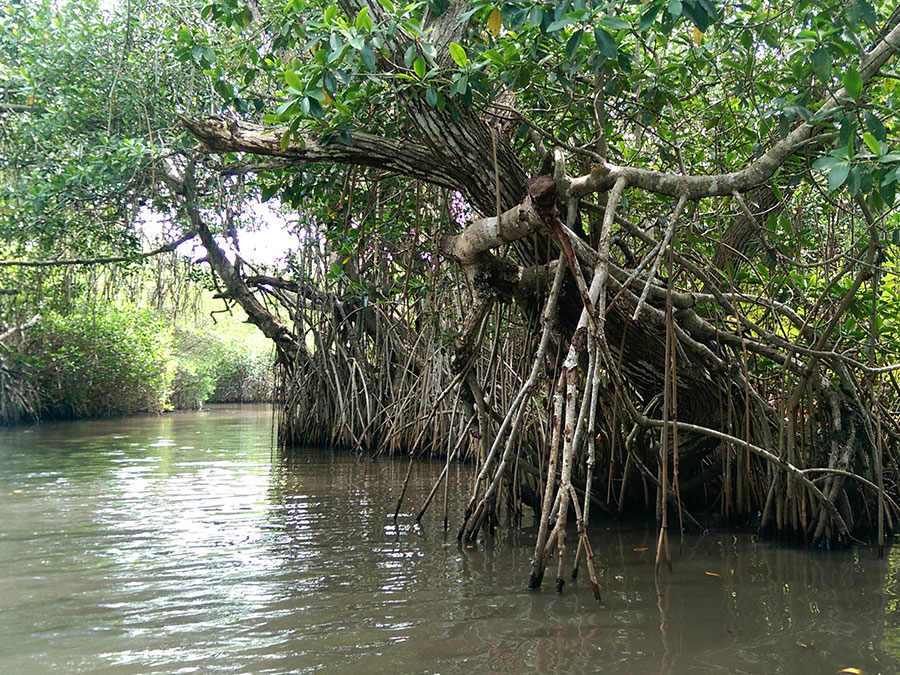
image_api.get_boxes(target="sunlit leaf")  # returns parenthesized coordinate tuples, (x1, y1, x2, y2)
(487, 7, 501, 37)
(862, 132, 881, 155)
(449, 42, 468, 68)
(355, 7, 373, 31)
(285, 69, 303, 92)
(413, 55, 426, 78)
(693, 26, 703, 44)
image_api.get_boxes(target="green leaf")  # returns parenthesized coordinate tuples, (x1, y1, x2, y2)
(449, 42, 468, 68)
(843, 66, 862, 101)
(594, 27, 617, 59)
(425, 86, 438, 107)
(862, 132, 881, 155)
(323, 70, 337, 94)
(414, 55, 426, 78)
(667, 0, 682, 18)
(566, 29, 583, 60)
(638, 3, 662, 31)
(360, 43, 376, 70)
(812, 156, 839, 171)
(864, 110, 887, 142)
(828, 162, 850, 192)
(285, 69, 303, 92)
(546, 17, 574, 32)
(880, 179, 896, 207)
(847, 166, 861, 196)
(600, 16, 630, 30)
(355, 7, 373, 31)
(811, 47, 831, 80)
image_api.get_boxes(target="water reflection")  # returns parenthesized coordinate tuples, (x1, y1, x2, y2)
(0, 406, 897, 674)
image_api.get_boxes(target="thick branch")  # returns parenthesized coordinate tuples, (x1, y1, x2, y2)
(570, 20, 900, 199)
(181, 117, 459, 190)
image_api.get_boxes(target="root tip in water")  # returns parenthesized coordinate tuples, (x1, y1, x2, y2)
(555, 577, 565, 595)
(571, 566, 579, 582)
(528, 572, 543, 591)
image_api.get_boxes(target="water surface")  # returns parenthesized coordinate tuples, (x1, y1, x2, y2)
(1, 405, 898, 673)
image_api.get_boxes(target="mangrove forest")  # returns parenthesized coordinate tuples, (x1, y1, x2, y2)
(3, 0, 900, 595)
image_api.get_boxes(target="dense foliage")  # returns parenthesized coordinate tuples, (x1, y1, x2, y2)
(3, 0, 900, 591)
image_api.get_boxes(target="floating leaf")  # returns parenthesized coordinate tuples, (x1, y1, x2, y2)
(487, 7, 501, 36)
(633, 546, 648, 552)
(838, 668, 863, 674)
(704, 571, 721, 577)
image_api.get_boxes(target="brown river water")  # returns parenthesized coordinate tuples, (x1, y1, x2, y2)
(0, 404, 898, 674)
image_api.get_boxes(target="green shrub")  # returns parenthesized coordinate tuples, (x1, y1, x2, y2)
(28, 306, 175, 418)
(169, 360, 215, 410)
(172, 323, 274, 404)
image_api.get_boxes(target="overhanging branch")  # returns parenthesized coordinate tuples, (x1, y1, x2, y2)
(181, 117, 459, 190)
(0, 230, 198, 267)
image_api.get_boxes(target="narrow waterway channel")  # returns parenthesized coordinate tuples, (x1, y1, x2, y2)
(1, 405, 898, 673)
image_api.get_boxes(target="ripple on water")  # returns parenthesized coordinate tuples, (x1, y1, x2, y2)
(0, 405, 898, 674)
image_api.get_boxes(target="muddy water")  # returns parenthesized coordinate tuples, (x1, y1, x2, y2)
(0, 404, 897, 674)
